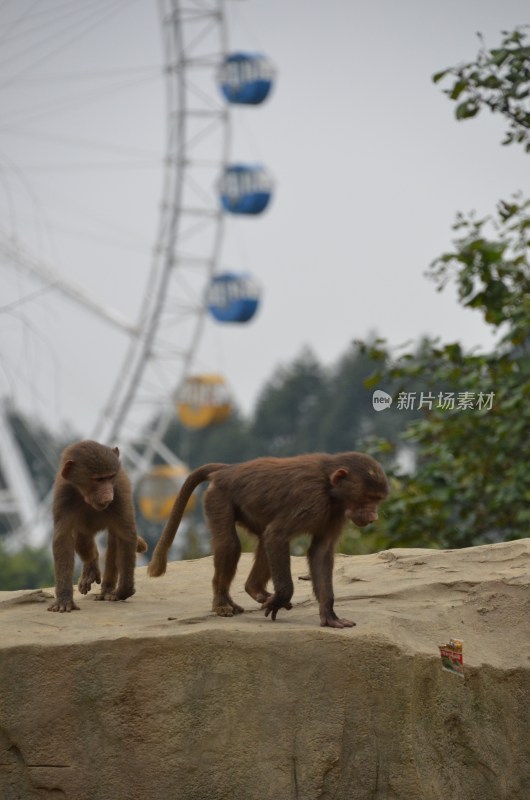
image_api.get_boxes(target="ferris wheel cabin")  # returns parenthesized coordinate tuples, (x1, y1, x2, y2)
(137, 464, 196, 523)
(219, 164, 273, 215)
(218, 52, 275, 105)
(206, 272, 260, 323)
(178, 374, 232, 429)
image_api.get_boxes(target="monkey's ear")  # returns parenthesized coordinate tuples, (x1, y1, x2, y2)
(113, 447, 120, 458)
(330, 467, 349, 485)
(61, 460, 75, 480)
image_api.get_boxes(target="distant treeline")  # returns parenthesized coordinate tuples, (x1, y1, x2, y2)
(163, 340, 414, 469)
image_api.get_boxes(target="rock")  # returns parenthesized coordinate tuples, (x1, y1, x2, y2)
(0, 539, 529, 800)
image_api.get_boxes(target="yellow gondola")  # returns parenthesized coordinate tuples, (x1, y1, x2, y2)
(177, 374, 232, 429)
(137, 464, 196, 523)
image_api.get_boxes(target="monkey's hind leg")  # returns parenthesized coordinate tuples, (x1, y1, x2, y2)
(260, 526, 294, 621)
(205, 492, 244, 617)
(244, 538, 272, 604)
(94, 531, 119, 600)
(113, 532, 137, 601)
(75, 531, 102, 595)
(95, 530, 136, 602)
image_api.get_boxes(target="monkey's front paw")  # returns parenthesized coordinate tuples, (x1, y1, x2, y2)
(78, 565, 101, 595)
(94, 591, 117, 601)
(213, 602, 245, 617)
(48, 598, 80, 613)
(261, 596, 293, 621)
(320, 612, 356, 629)
(95, 586, 135, 602)
(114, 585, 135, 601)
(244, 584, 272, 604)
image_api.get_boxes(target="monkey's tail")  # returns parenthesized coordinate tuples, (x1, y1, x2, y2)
(147, 463, 228, 577)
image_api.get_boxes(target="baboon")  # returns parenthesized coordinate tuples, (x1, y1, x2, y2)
(149, 452, 389, 628)
(48, 440, 146, 612)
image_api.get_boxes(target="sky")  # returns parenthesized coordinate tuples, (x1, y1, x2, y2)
(1, 0, 529, 446)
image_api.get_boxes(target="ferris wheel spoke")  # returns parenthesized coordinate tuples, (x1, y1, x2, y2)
(92, 1, 230, 475)
(0, 236, 138, 334)
(1, 0, 276, 545)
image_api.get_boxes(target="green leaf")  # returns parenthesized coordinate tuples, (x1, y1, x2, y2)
(432, 68, 450, 83)
(490, 48, 510, 66)
(481, 74, 503, 89)
(455, 100, 480, 119)
(363, 372, 381, 389)
(450, 79, 468, 100)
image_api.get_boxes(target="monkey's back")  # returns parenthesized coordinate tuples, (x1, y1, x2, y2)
(207, 453, 344, 533)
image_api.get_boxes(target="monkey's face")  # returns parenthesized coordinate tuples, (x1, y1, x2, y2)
(346, 497, 382, 527)
(61, 447, 120, 512)
(84, 476, 116, 511)
(330, 463, 389, 528)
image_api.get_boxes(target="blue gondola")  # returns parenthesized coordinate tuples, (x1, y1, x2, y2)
(219, 52, 275, 105)
(219, 164, 273, 215)
(206, 272, 261, 323)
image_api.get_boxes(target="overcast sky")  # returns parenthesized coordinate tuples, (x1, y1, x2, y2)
(1, 0, 528, 443)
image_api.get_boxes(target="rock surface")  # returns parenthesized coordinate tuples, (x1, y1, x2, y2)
(0, 539, 529, 800)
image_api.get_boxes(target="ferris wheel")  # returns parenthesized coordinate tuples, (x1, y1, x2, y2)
(0, 0, 275, 545)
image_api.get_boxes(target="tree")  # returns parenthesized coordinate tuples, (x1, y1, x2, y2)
(433, 26, 530, 150)
(250, 348, 329, 456)
(0, 409, 67, 538)
(361, 29, 530, 549)
(319, 338, 417, 454)
(164, 409, 256, 470)
(0, 542, 55, 591)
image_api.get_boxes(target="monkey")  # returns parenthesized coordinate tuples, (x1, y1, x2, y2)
(148, 452, 389, 628)
(48, 440, 147, 613)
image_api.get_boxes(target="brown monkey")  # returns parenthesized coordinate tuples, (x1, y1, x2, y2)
(149, 452, 389, 628)
(48, 440, 147, 612)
